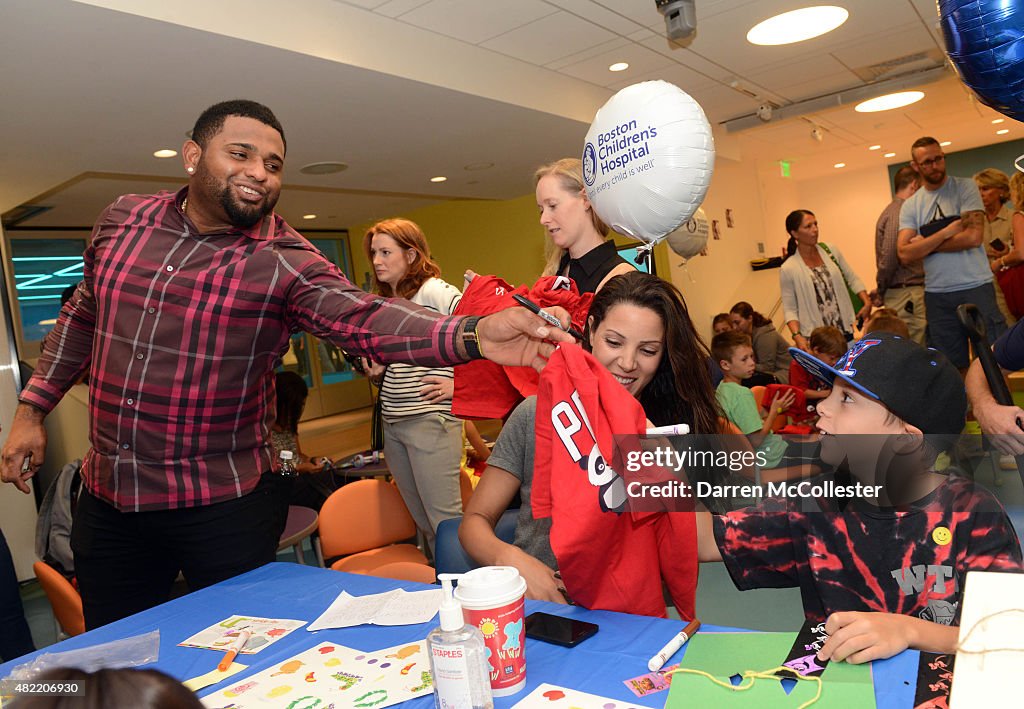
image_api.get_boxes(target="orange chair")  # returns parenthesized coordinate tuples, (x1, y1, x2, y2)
(33, 560, 85, 637)
(319, 479, 428, 574)
(365, 561, 436, 584)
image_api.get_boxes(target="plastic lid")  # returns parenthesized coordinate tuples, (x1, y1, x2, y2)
(437, 574, 463, 631)
(453, 566, 526, 602)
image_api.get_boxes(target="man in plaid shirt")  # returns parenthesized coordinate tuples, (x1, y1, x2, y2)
(0, 100, 570, 629)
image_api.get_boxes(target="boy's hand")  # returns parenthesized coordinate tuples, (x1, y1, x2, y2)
(767, 389, 796, 417)
(818, 611, 913, 664)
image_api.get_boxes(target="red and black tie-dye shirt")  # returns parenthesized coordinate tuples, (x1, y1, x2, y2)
(713, 473, 1022, 625)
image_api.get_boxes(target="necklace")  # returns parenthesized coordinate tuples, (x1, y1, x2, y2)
(182, 197, 188, 214)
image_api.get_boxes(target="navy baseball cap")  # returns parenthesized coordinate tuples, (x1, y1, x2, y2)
(789, 331, 966, 434)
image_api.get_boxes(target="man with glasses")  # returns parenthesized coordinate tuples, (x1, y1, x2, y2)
(897, 136, 1005, 373)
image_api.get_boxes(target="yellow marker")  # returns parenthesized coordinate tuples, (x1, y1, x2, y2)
(932, 526, 952, 546)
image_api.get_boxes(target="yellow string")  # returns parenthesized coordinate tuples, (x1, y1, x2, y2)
(663, 665, 823, 709)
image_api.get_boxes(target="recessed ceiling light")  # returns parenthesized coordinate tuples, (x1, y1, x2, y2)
(430, 176, 447, 183)
(463, 162, 494, 171)
(299, 161, 348, 175)
(997, 129, 1010, 135)
(746, 6, 849, 46)
(833, 162, 846, 168)
(302, 214, 317, 220)
(855, 91, 925, 112)
(884, 152, 896, 158)
(993, 118, 1005, 124)
(609, 62, 629, 72)
(153, 149, 177, 158)
(868, 145, 881, 151)
(940, 141, 952, 147)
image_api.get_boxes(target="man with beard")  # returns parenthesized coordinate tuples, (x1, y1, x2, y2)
(0, 100, 571, 629)
(897, 136, 1005, 372)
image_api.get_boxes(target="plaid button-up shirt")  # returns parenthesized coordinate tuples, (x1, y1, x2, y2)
(22, 188, 465, 511)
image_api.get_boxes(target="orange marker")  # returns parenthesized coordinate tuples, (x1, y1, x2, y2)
(218, 630, 252, 672)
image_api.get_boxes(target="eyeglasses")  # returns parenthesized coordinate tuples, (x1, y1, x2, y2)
(917, 155, 945, 168)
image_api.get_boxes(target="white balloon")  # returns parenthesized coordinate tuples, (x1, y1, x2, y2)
(666, 207, 709, 259)
(582, 80, 714, 244)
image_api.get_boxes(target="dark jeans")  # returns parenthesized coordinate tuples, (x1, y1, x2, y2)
(0, 529, 35, 661)
(925, 282, 1007, 369)
(71, 472, 289, 630)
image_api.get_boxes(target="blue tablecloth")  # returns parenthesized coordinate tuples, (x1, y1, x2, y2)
(0, 563, 918, 707)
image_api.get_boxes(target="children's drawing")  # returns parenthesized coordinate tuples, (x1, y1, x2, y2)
(200, 640, 432, 709)
(181, 615, 306, 655)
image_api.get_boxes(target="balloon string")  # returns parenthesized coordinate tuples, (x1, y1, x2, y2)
(662, 665, 822, 709)
(1015, 154, 1024, 174)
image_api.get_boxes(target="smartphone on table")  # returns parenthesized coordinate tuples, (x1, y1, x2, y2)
(525, 611, 599, 648)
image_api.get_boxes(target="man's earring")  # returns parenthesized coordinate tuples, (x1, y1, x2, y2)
(186, 166, 194, 174)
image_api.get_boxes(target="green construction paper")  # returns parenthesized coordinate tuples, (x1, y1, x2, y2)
(664, 632, 876, 709)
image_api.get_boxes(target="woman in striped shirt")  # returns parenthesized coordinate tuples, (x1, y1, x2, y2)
(363, 218, 465, 554)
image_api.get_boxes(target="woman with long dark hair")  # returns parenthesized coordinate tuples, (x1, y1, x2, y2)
(729, 301, 792, 383)
(780, 209, 870, 349)
(459, 271, 721, 605)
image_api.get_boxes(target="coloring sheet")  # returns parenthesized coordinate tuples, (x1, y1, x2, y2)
(180, 616, 307, 654)
(512, 683, 654, 709)
(308, 588, 443, 631)
(201, 640, 433, 709)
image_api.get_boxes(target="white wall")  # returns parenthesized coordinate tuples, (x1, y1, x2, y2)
(0, 223, 39, 582)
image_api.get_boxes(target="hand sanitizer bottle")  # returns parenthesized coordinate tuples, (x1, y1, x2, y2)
(427, 574, 494, 709)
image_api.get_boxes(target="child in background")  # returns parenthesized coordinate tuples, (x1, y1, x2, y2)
(863, 307, 912, 339)
(712, 331, 813, 477)
(272, 371, 337, 511)
(788, 326, 847, 422)
(712, 313, 733, 334)
(698, 332, 1023, 663)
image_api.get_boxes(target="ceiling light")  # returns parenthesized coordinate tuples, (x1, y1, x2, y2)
(153, 149, 177, 158)
(868, 145, 881, 151)
(746, 6, 848, 46)
(997, 129, 1010, 135)
(855, 91, 925, 112)
(833, 162, 846, 168)
(609, 62, 629, 72)
(993, 118, 1005, 124)
(299, 161, 348, 175)
(884, 152, 896, 158)
(302, 214, 317, 220)
(430, 176, 447, 183)
(940, 141, 952, 147)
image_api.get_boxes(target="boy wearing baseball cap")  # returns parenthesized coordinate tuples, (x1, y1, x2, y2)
(696, 332, 1022, 663)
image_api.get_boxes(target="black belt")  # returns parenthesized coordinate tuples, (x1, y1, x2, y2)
(888, 283, 923, 290)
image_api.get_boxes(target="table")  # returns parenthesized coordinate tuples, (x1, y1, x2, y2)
(0, 563, 918, 707)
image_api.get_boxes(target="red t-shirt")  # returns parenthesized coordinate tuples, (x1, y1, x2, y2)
(533, 344, 697, 619)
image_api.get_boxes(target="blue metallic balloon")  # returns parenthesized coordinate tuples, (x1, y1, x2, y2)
(939, 0, 1024, 121)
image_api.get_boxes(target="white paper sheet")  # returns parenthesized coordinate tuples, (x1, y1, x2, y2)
(308, 588, 443, 631)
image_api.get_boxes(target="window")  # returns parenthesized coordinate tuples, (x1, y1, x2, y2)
(8, 237, 87, 344)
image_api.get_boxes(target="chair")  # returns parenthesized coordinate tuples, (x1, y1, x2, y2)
(319, 479, 428, 573)
(434, 509, 519, 575)
(364, 561, 437, 584)
(277, 505, 323, 566)
(33, 560, 85, 638)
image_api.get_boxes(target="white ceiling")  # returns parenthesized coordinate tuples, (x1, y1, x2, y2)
(1, 0, 1019, 231)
